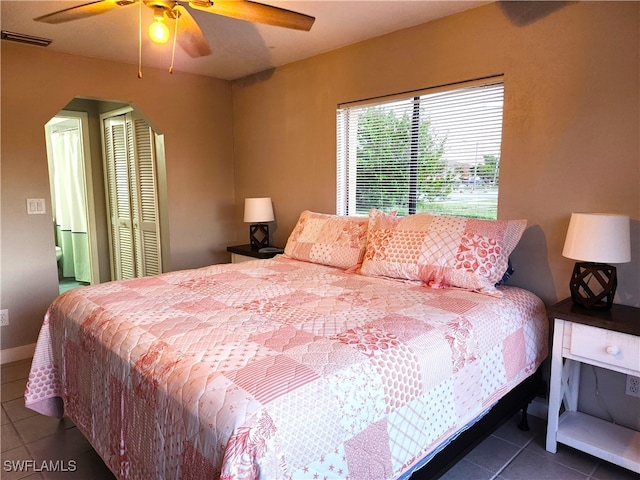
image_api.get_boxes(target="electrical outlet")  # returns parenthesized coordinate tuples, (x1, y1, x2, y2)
(0, 309, 8, 327)
(626, 375, 640, 398)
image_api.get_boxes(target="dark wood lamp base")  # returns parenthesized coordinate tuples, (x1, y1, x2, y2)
(249, 224, 270, 249)
(569, 261, 617, 310)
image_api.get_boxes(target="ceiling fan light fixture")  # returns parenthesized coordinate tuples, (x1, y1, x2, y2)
(33, 0, 314, 69)
(149, 18, 170, 44)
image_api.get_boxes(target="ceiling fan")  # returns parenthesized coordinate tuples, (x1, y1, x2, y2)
(34, 1, 315, 59)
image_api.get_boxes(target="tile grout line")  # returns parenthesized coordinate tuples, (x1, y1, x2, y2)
(2, 374, 28, 460)
(584, 459, 601, 480)
(489, 436, 534, 480)
(507, 434, 605, 479)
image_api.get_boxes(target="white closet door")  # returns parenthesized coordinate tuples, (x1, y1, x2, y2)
(104, 114, 135, 279)
(103, 111, 162, 280)
(128, 115, 162, 277)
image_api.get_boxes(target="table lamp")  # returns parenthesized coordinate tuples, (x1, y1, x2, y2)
(562, 213, 630, 310)
(244, 197, 274, 249)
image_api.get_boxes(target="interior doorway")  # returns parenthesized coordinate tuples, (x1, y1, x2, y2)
(45, 111, 100, 292)
(44, 99, 170, 293)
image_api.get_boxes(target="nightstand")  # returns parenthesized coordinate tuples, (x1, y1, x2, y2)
(546, 298, 640, 473)
(226, 244, 283, 263)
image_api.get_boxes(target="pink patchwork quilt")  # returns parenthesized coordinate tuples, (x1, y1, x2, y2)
(25, 257, 548, 480)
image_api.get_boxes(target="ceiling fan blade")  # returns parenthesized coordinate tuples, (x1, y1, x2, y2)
(173, 5, 212, 58)
(34, 0, 132, 24)
(189, 0, 315, 31)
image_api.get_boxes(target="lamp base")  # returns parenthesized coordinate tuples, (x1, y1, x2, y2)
(569, 262, 617, 310)
(249, 224, 270, 249)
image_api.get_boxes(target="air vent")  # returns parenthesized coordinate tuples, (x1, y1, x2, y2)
(1, 31, 52, 47)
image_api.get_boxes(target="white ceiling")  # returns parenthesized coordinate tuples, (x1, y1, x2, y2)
(1, 1, 489, 80)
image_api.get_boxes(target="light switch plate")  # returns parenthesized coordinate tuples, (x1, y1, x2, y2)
(27, 198, 46, 215)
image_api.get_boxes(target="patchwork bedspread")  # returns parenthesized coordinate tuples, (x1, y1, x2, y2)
(25, 257, 548, 480)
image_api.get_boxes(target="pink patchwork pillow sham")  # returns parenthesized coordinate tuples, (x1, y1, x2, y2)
(360, 210, 527, 296)
(284, 210, 369, 269)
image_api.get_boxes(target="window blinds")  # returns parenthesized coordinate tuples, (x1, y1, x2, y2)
(337, 79, 504, 219)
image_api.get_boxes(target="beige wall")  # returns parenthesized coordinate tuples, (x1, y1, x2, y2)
(1, 42, 235, 351)
(231, 1, 639, 308)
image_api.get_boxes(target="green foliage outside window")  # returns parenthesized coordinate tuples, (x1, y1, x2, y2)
(338, 80, 503, 220)
(354, 106, 498, 218)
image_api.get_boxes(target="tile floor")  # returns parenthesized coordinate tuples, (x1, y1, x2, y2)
(1, 359, 114, 480)
(2, 358, 639, 480)
(58, 278, 88, 295)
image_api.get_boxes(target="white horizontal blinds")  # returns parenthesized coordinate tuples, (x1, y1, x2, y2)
(336, 110, 346, 214)
(336, 108, 358, 215)
(337, 79, 504, 219)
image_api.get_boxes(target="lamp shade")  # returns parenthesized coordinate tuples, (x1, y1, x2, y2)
(244, 197, 274, 223)
(562, 213, 630, 264)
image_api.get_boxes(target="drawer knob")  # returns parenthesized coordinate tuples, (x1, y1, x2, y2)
(605, 345, 619, 355)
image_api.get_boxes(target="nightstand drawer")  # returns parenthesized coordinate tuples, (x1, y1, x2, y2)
(569, 323, 640, 373)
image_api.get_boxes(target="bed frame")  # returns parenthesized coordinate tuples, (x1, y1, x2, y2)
(411, 367, 544, 479)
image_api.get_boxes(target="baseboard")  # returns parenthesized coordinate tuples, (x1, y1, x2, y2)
(1, 343, 36, 364)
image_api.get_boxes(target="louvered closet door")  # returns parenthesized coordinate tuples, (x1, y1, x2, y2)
(103, 112, 162, 280)
(128, 115, 162, 277)
(104, 115, 135, 279)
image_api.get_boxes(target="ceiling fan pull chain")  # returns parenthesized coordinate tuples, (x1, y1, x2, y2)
(138, 0, 143, 78)
(169, 8, 179, 74)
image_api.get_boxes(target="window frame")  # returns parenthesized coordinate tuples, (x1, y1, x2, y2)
(337, 76, 505, 219)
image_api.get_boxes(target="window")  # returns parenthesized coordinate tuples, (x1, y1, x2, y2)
(337, 78, 504, 219)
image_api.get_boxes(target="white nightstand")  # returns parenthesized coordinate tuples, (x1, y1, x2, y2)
(546, 298, 640, 473)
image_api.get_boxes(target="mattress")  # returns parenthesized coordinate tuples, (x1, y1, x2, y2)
(25, 256, 548, 479)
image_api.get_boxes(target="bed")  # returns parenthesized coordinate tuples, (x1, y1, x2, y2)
(25, 210, 549, 480)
